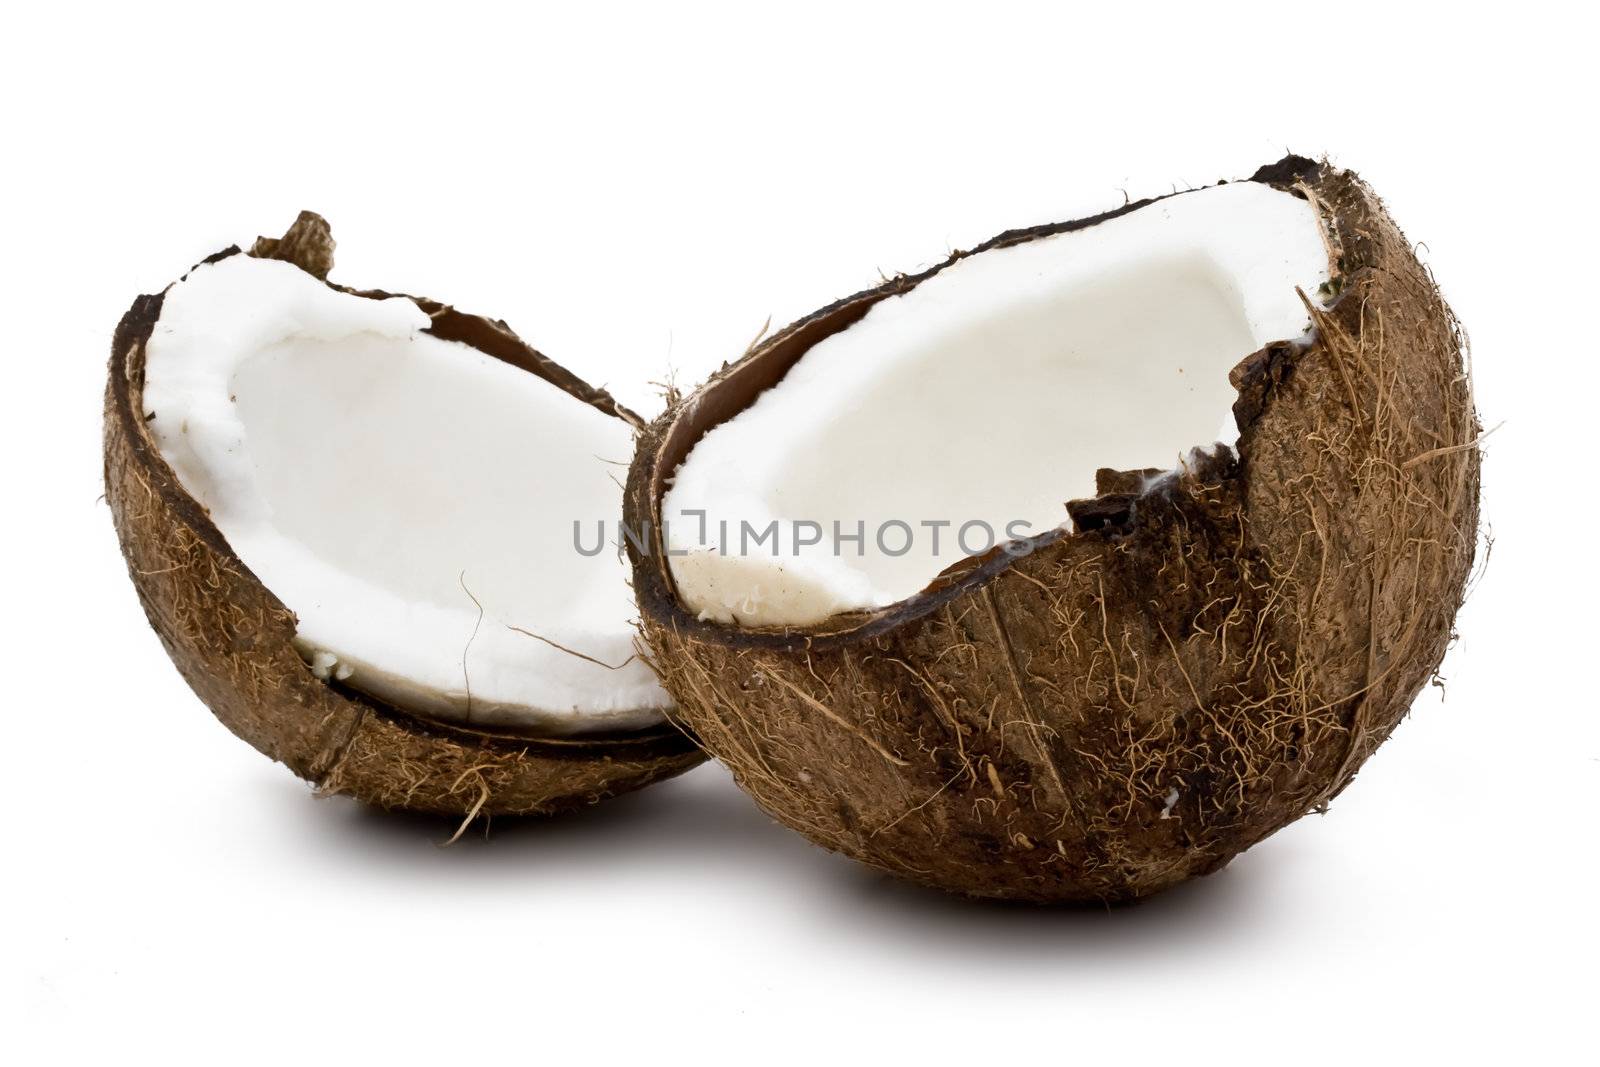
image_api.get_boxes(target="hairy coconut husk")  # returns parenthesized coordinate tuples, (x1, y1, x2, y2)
(626, 157, 1480, 902)
(106, 214, 702, 818)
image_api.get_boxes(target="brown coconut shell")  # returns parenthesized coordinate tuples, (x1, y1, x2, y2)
(106, 214, 702, 818)
(625, 157, 1481, 903)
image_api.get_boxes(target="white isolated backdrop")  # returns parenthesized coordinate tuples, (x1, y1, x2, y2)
(4, 2, 1595, 1063)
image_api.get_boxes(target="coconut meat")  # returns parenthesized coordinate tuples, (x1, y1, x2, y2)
(665, 181, 1331, 626)
(142, 255, 668, 733)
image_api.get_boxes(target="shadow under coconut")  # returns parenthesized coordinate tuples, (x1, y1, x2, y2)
(792, 832, 1316, 968)
(291, 759, 1310, 968)
(293, 762, 821, 881)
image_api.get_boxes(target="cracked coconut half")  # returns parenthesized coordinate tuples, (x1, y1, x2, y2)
(627, 156, 1480, 903)
(106, 214, 701, 817)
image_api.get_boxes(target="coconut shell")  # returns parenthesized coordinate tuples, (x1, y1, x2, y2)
(105, 214, 702, 818)
(626, 158, 1480, 902)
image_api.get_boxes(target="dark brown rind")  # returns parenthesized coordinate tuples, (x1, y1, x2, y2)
(625, 157, 1479, 902)
(105, 226, 702, 818)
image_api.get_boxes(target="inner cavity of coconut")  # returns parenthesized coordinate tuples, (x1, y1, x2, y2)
(142, 254, 668, 733)
(664, 180, 1331, 627)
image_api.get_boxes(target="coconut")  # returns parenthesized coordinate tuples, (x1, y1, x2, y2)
(625, 157, 1480, 902)
(106, 213, 702, 818)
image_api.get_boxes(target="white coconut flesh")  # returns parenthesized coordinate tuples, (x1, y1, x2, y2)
(142, 254, 669, 734)
(665, 181, 1332, 627)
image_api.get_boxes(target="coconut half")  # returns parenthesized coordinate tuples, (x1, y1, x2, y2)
(106, 214, 701, 816)
(626, 157, 1481, 902)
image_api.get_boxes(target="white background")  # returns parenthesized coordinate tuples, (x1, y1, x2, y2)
(6, 2, 1596, 1063)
